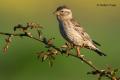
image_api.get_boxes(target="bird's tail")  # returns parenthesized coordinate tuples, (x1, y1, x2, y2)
(92, 40, 101, 46)
(93, 48, 106, 56)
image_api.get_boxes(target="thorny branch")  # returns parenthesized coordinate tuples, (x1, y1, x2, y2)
(0, 22, 119, 80)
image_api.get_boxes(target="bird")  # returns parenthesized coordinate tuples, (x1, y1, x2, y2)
(54, 5, 106, 57)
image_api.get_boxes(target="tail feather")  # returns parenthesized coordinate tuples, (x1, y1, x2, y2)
(92, 40, 101, 46)
(94, 48, 106, 56)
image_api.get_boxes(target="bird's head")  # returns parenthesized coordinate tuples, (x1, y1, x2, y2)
(54, 5, 73, 20)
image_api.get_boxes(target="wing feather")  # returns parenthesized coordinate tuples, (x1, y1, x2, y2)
(71, 19, 92, 41)
(71, 19, 101, 46)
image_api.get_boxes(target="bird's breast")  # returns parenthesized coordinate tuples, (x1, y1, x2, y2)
(58, 20, 84, 46)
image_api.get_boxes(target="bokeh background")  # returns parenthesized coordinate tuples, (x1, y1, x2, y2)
(0, 0, 120, 80)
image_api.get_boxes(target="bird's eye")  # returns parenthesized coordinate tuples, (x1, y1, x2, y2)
(61, 10, 64, 13)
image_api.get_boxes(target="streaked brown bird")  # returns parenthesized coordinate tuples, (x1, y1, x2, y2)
(54, 5, 106, 56)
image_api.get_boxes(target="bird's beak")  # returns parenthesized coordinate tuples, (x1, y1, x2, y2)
(53, 11, 56, 14)
(53, 11, 59, 15)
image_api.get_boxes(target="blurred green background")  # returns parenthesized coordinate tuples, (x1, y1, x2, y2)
(0, 0, 120, 80)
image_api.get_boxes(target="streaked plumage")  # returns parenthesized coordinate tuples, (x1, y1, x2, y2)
(55, 5, 106, 56)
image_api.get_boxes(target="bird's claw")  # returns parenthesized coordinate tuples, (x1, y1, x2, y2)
(77, 54, 84, 58)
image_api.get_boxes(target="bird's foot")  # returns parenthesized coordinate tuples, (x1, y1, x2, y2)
(77, 54, 84, 58)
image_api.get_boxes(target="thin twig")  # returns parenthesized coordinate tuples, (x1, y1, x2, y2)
(0, 32, 99, 71)
(0, 24, 119, 80)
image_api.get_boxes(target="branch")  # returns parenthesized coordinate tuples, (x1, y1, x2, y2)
(0, 22, 119, 80)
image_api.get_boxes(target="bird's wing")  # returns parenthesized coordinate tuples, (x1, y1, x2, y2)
(92, 40, 101, 46)
(71, 19, 101, 46)
(71, 19, 92, 41)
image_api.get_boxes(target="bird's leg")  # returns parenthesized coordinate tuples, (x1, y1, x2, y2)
(76, 47, 80, 56)
(76, 47, 84, 57)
